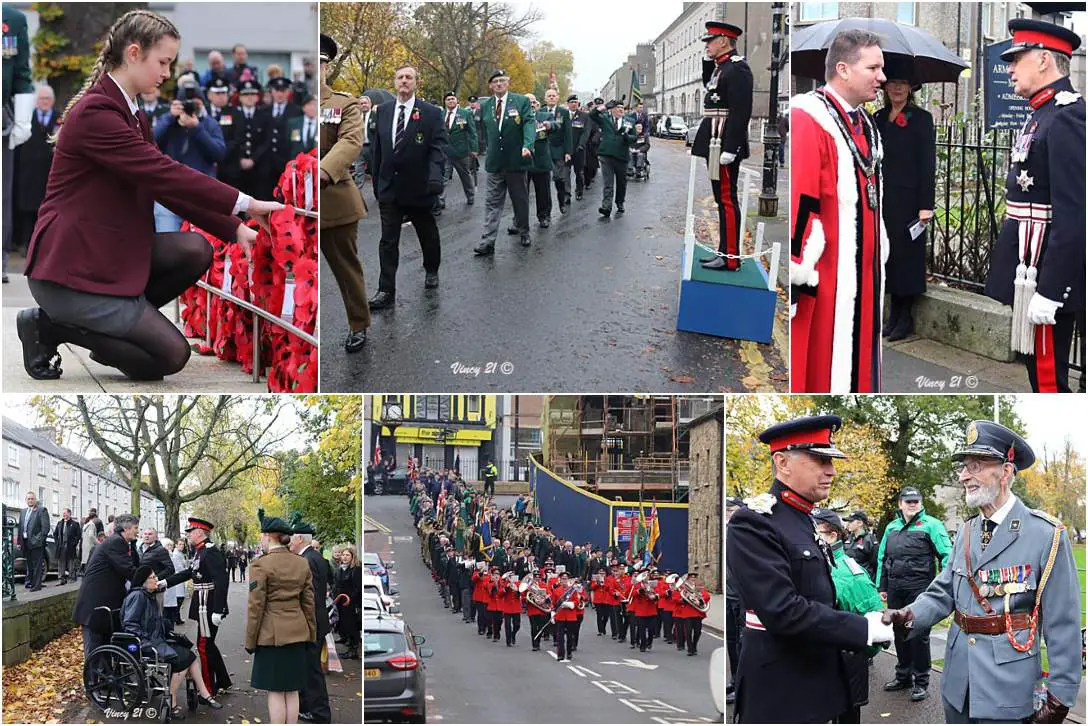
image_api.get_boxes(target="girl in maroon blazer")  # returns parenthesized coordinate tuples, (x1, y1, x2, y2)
(17, 10, 282, 381)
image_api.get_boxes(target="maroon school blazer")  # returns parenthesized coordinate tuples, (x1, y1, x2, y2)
(25, 77, 242, 297)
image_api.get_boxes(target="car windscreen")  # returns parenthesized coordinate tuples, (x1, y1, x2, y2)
(669, 116, 685, 125)
(364, 631, 405, 656)
(363, 553, 380, 566)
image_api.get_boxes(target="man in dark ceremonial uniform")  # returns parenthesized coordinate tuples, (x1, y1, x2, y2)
(691, 21, 753, 271)
(292, 518, 332, 723)
(726, 416, 894, 723)
(566, 95, 589, 200)
(260, 76, 301, 199)
(983, 19, 1085, 392)
(185, 517, 232, 696)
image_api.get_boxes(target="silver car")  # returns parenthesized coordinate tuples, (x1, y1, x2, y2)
(364, 615, 432, 723)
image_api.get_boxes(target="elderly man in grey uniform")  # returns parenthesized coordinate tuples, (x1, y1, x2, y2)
(883, 421, 1081, 724)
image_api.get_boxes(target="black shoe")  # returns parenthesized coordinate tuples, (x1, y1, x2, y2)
(467, 198, 475, 205)
(726, 691, 736, 705)
(911, 686, 928, 701)
(599, 207, 611, 218)
(559, 204, 569, 214)
(368, 291, 395, 310)
(16, 308, 63, 380)
(616, 204, 625, 215)
(344, 328, 367, 353)
(473, 242, 495, 256)
(520, 235, 532, 247)
(883, 679, 912, 692)
(507, 226, 520, 235)
(630, 643, 637, 649)
(425, 272, 439, 289)
(687, 650, 696, 656)
(888, 315, 915, 342)
(701, 257, 732, 270)
(2, 274, 8, 283)
(298, 712, 315, 722)
(575, 192, 583, 200)
(699, 255, 718, 263)
(539, 218, 550, 228)
(197, 695, 223, 710)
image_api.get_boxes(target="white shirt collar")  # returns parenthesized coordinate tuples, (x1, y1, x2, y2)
(823, 83, 857, 114)
(495, 93, 507, 105)
(396, 96, 416, 115)
(107, 73, 140, 116)
(986, 494, 1018, 526)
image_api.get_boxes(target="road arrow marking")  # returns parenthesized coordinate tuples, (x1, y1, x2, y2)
(599, 658, 659, 670)
(546, 650, 558, 660)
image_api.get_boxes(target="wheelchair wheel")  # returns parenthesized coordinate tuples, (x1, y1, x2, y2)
(84, 644, 146, 712)
(186, 677, 198, 712)
(150, 692, 170, 723)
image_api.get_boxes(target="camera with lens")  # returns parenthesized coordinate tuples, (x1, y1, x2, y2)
(178, 79, 200, 116)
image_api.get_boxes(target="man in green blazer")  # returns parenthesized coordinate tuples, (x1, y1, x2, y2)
(542, 88, 573, 213)
(526, 93, 557, 227)
(588, 100, 637, 218)
(286, 94, 319, 158)
(473, 69, 535, 255)
(439, 91, 478, 208)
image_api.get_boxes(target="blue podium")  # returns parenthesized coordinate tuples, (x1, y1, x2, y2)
(676, 242, 777, 343)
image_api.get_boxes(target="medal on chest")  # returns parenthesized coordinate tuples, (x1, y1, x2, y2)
(321, 107, 342, 125)
(1011, 120, 1037, 164)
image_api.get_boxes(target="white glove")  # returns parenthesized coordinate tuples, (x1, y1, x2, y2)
(1027, 292, 1063, 326)
(719, 151, 736, 165)
(864, 611, 894, 645)
(9, 94, 35, 150)
(211, 613, 224, 627)
(156, 580, 168, 592)
(562, 601, 575, 609)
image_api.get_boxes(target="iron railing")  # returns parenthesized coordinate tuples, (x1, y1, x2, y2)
(3, 505, 15, 602)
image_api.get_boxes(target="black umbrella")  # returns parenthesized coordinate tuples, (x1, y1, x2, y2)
(362, 88, 395, 105)
(791, 17, 969, 84)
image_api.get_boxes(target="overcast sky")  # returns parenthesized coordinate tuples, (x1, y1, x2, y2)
(1007, 394, 1086, 462)
(526, 0, 684, 92)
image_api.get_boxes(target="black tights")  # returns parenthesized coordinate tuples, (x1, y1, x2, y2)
(48, 232, 212, 380)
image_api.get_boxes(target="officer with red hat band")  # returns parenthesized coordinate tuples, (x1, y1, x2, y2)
(726, 415, 895, 723)
(185, 516, 232, 696)
(691, 21, 753, 272)
(983, 18, 1085, 392)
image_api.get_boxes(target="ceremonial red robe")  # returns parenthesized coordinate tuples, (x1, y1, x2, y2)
(790, 89, 889, 392)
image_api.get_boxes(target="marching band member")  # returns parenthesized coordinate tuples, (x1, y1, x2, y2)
(486, 565, 505, 641)
(590, 569, 615, 637)
(551, 570, 585, 663)
(629, 570, 660, 652)
(673, 573, 712, 656)
(616, 564, 634, 644)
(525, 570, 552, 652)
(500, 573, 523, 647)
(657, 571, 677, 644)
(471, 562, 490, 636)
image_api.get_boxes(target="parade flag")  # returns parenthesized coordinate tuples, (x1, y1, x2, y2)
(479, 516, 494, 561)
(373, 442, 382, 467)
(630, 68, 642, 105)
(407, 456, 418, 482)
(648, 500, 661, 558)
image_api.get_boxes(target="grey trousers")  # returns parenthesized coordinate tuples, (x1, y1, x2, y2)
(481, 169, 529, 243)
(600, 157, 628, 210)
(441, 154, 475, 204)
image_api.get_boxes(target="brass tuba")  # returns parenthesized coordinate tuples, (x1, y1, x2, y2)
(681, 575, 709, 613)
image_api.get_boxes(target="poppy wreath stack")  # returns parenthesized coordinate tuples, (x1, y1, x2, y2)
(177, 150, 318, 391)
(262, 149, 319, 393)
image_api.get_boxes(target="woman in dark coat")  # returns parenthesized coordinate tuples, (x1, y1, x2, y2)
(873, 62, 936, 341)
(333, 545, 363, 658)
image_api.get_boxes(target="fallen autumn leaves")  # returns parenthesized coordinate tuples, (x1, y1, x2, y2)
(1, 627, 86, 724)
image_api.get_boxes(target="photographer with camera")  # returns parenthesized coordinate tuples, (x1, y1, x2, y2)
(152, 71, 226, 232)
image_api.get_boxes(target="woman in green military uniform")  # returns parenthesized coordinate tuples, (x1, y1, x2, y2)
(246, 509, 317, 724)
(814, 508, 885, 724)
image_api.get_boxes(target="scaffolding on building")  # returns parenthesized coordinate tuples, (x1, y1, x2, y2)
(541, 395, 715, 502)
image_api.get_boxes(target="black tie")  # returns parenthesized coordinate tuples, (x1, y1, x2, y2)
(395, 104, 407, 148)
(981, 519, 996, 549)
(848, 109, 861, 132)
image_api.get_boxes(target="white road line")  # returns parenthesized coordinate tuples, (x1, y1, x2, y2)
(592, 680, 639, 695)
(546, 649, 558, 660)
(567, 665, 602, 678)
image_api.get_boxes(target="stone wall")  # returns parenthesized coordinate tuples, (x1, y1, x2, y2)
(2, 589, 78, 666)
(687, 410, 724, 592)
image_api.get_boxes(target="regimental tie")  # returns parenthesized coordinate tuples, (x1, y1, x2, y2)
(447, 110, 455, 130)
(395, 104, 406, 148)
(981, 519, 996, 550)
(495, 97, 502, 122)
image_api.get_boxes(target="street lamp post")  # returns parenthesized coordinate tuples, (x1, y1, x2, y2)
(758, 2, 787, 218)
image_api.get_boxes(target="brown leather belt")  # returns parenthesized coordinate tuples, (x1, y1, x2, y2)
(954, 610, 1031, 635)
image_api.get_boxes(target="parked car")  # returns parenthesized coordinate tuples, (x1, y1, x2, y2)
(363, 592, 398, 617)
(364, 615, 432, 723)
(364, 551, 392, 591)
(657, 115, 688, 140)
(366, 465, 411, 495)
(5, 511, 59, 580)
(686, 123, 699, 147)
(364, 572, 396, 609)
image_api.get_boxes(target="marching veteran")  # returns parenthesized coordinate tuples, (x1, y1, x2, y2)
(882, 421, 1081, 723)
(246, 509, 317, 725)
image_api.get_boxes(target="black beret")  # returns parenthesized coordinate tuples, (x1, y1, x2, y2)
(268, 76, 292, 91)
(131, 565, 155, 588)
(567, 94, 578, 102)
(489, 69, 508, 83)
(320, 34, 338, 63)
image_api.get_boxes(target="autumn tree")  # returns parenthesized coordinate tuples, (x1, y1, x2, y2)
(399, 2, 542, 100)
(527, 41, 575, 99)
(33, 395, 292, 539)
(32, 2, 144, 107)
(197, 458, 287, 545)
(321, 2, 410, 95)
(1022, 436, 1086, 531)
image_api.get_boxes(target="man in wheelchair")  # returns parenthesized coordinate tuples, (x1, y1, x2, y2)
(122, 565, 224, 719)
